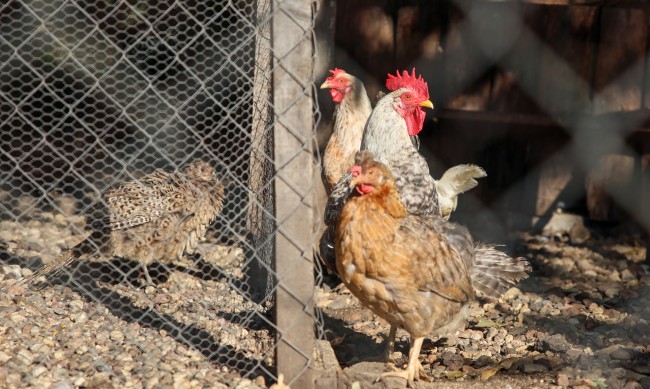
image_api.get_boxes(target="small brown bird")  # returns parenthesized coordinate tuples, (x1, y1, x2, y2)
(335, 152, 528, 387)
(22, 160, 224, 287)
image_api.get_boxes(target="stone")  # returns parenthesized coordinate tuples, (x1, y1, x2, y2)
(541, 334, 571, 353)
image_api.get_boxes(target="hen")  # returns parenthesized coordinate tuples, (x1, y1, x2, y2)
(320, 68, 373, 191)
(336, 152, 476, 386)
(22, 160, 224, 287)
(336, 152, 529, 386)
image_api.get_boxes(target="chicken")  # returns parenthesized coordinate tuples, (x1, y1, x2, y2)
(22, 160, 225, 287)
(335, 152, 475, 386)
(335, 152, 528, 387)
(320, 68, 372, 191)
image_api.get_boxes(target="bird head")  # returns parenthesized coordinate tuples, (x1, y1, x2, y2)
(385, 69, 434, 136)
(184, 160, 216, 182)
(321, 68, 354, 103)
(348, 151, 395, 195)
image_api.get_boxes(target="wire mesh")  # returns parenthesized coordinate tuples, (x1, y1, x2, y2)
(2, 0, 650, 388)
(1, 0, 320, 387)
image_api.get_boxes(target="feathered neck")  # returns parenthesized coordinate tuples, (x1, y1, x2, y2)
(351, 182, 407, 218)
(333, 78, 371, 128)
(360, 91, 413, 156)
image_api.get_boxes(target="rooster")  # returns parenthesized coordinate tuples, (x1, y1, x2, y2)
(335, 152, 527, 387)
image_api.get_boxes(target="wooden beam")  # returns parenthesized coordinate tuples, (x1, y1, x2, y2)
(248, 0, 275, 301)
(641, 153, 650, 264)
(272, 0, 316, 387)
(461, 0, 650, 8)
(593, 6, 648, 114)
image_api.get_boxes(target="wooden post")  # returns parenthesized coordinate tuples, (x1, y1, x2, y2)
(272, 0, 316, 387)
(248, 0, 275, 301)
(642, 153, 650, 264)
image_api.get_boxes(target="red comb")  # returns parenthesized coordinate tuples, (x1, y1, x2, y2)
(326, 68, 347, 82)
(385, 68, 429, 99)
(349, 165, 362, 177)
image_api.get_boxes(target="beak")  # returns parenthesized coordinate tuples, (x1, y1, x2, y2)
(320, 81, 331, 89)
(420, 100, 434, 109)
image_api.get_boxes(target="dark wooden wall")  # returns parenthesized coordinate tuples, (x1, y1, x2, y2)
(322, 0, 650, 237)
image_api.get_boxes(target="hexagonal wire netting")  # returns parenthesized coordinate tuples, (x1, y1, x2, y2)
(1, 0, 321, 386)
(3, 0, 650, 387)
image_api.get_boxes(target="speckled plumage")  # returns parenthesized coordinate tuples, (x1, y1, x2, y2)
(23, 160, 224, 286)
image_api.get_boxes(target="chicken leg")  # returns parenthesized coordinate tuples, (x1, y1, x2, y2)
(378, 337, 431, 387)
(385, 325, 397, 361)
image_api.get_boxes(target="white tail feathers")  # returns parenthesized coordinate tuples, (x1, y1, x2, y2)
(436, 164, 487, 219)
(471, 244, 531, 298)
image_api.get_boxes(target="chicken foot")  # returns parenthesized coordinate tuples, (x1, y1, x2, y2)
(377, 337, 431, 387)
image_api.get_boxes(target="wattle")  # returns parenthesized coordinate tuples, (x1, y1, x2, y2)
(330, 89, 343, 103)
(356, 184, 373, 195)
(405, 107, 426, 136)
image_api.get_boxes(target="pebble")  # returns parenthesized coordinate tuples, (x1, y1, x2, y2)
(522, 363, 548, 374)
(610, 347, 634, 361)
(32, 365, 47, 377)
(541, 334, 571, 352)
(16, 349, 34, 366)
(110, 330, 124, 342)
(557, 373, 570, 386)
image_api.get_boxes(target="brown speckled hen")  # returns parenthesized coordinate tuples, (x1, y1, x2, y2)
(23, 160, 224, 287)
(335, 152, 526, 387)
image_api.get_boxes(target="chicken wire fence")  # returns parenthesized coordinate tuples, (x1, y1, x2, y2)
(0, 0, 320, 386)
(1, 0, 650, 388)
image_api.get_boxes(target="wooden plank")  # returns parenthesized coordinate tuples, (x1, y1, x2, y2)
(535, 151, 575, 216)
(395, 0, 447, 102)
(489, 3, 547, 114)
(586, 154, 635, 221)
(248, 0, 275, 300)
(641, 149, 650, 264)
(442, 1, 493, 111)
(272, 0, 316, 387)
(593, 7, 647, 113)
(537, 5, 598, 114)
(334, 0, 395, 79)
(467, 0, 648, 7)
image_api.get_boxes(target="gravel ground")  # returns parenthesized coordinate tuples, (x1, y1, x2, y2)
(0, 212, 273, 389)
(2, 210, 650, 389)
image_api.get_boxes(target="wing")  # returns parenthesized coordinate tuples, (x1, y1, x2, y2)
(388, 148, 439, 217)
(104, 170, 182, 230)
(324, 171, 353, 226)
(391, 215, 475, 304)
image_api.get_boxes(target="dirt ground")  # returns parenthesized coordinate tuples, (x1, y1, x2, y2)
(315, 227, 650, 389)
(1, 210, 649, 388)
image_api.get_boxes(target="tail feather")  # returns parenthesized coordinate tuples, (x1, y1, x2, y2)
(436, 164, 487, 219)
(20, 250, 79, 288)
(471, 244, 531, 298)
(437, 164, 487, 199)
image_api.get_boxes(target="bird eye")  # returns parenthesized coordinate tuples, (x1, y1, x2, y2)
(338, 79, 345, 83)
(404, 93, 411, 100)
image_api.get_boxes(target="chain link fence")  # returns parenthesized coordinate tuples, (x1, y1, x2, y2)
(1, 0, 320, 387)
